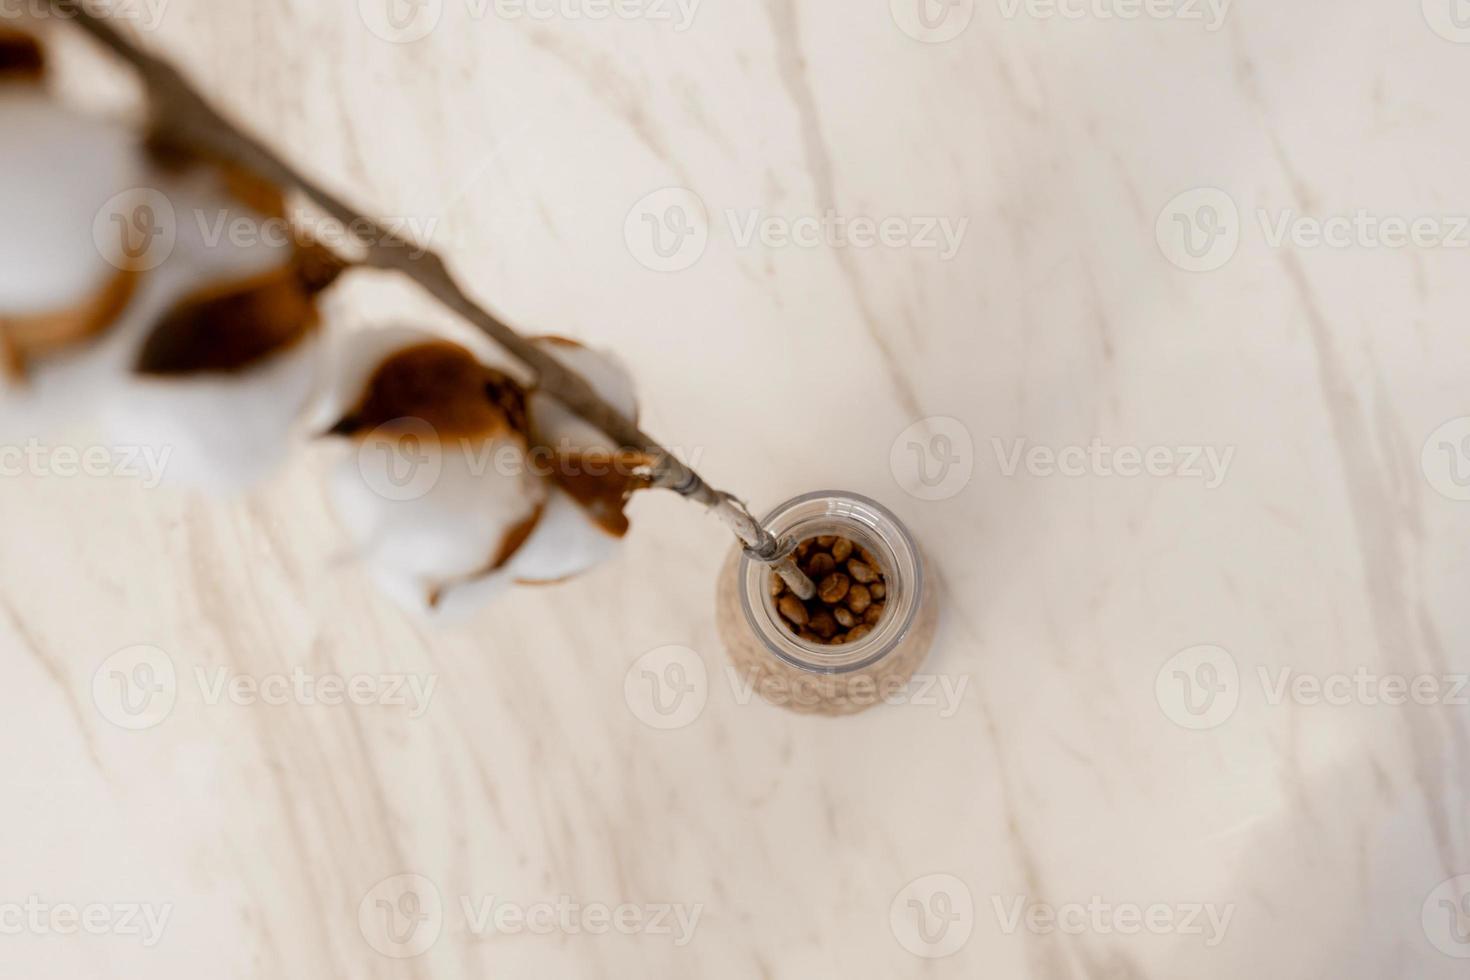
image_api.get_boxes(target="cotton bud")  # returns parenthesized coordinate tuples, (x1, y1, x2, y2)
(0, 31, 346, 488)
(0, 40, 148, 433)
(100, 237, 344, 490)
(324, 329, 549, 614)
(437, 337, 650, 614)
(322, 331, 650, 618)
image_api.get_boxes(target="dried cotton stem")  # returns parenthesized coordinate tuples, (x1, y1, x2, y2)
(49, 1, 817, 600)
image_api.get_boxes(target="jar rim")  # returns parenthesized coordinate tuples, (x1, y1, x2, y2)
(738, 490, 924, 675)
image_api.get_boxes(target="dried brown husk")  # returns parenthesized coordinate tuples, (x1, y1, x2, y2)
(527, 336, 651, 538)
(0, 28, 44, 84)
(135, 241, 345, 376)
(329, 339, 531, 442)
(543, 448, 655, 538)
(328, 338, 554, 610)
(0, 266, 141, 381)
(143, 130, 289, 221)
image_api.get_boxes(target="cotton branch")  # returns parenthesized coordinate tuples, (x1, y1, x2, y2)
(49, 0, 815, 599)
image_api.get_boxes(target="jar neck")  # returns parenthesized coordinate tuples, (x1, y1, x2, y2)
(739, 491, 923, 675)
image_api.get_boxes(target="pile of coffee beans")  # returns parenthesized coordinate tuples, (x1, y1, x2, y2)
(771, 536, 887, 645)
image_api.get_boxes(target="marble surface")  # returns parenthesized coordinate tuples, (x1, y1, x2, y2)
(5, 0, 1470, 976)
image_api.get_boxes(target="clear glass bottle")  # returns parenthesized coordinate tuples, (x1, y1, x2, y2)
(715, 491, 938, 716)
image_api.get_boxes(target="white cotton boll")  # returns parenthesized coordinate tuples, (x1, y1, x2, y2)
(101, 334, 323, 491)
(504, 488, 622, 584)
(329, 440, 547, 614)
(85, 152, 325, 490)
(333, 446, 544, 589)
(429, 488, 621, 617)
(0, 335, 116, 441)
(0, 89, 146, 434)
(307, 324, 442, 436)
(323, 331, 647, 618)
(323, 332, 549, 613)
(2, 256, 228, 443)
(0, 89, 143, 316)
(0, 81, 328, 489)
(424, 495, 628, 620)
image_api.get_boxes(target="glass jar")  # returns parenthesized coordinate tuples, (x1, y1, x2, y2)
(715, 491, 939, 716)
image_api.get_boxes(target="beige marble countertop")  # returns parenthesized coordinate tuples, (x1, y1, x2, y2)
(4, 0, 1470, 976)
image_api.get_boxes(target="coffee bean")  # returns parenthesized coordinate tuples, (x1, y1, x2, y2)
(806, 553, 836, 578)
(778, 595, 809, 627)
(770, 536, 889, 647)
(809, 610, 839, 639)
(818, 572, 851, 604)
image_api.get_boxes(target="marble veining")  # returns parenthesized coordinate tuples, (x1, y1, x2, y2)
(3, 0, 1470, 977)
